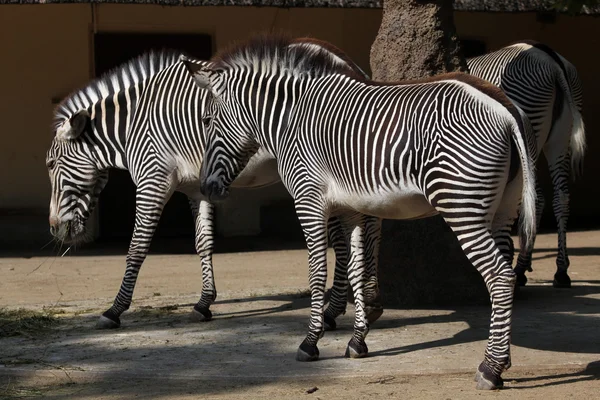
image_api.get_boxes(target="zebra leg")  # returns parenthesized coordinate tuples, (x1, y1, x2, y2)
(189, 199, 217, 322)
(548, 152, 572, 288)
(544, 95, 575, 288)
(470, 231, 515, 389)
(363, 216, 383, 324)
(295, 198, 329, 362)
(323, 216, 349, 332)
(324, 215, 383, 331)
(339, 212, 370, 359)
(97, 182, 171, 329)
(439, 211, 515, 389)
(514, 184, 544, 286)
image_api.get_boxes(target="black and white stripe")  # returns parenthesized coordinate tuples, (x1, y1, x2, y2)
(46, 43, 378, 329)
(189, 35, 537, 390)
(468, 41, 586, 288)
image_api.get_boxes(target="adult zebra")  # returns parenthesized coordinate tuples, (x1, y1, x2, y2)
(186, 35, 537, 390)
(46, 39, 381, 330)
(468, 41, 585, 288)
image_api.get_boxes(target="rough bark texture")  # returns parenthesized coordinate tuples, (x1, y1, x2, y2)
(369, 0, 488, 306)
(370, 0, 467, 81)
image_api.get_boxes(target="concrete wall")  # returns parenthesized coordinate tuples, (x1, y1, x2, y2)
(0, 5, 598, 245)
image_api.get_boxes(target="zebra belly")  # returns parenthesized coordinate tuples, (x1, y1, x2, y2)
(328, 187, 438, 220)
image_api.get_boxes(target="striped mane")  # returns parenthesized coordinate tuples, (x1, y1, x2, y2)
(211, 34, 364, 80)
(53, 49, 182, 130)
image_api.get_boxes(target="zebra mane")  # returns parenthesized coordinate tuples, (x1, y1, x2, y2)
(53, 49, 182, 130)
(211, 33, 365, 80)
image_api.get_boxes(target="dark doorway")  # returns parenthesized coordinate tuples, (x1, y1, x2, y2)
(94, 33, 212, 246)
(461, 39, 487, 58)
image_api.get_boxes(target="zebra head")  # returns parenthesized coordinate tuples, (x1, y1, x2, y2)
(47, 110, 109, 244)
(183, 60, 260, 202)
(182, 35, 370, 202)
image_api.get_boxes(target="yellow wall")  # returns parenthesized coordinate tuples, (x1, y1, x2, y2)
(0, 5, 598, 237)
(0, 5, 92, 209)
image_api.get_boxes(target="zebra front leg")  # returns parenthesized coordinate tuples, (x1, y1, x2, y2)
(189, 199, 217, 322)
(339, 213, 370, 359)
(295, 200, 329, 362)
(515, 184, 544, 286)
(97, 183, 170, 329)
(323, 216, 349, 331)
(548, 153, 572, 288)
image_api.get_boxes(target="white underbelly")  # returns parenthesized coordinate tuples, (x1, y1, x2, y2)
(328, 186, 438, 220)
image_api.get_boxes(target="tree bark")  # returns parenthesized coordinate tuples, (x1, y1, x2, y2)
(369, 0, 489, 306)
(370, 0, 467, 81)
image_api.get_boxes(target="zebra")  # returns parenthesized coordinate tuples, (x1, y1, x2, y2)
(46, 40, 381, 330)
(185, 34, 537, 390)
(468, 41, 585, 288)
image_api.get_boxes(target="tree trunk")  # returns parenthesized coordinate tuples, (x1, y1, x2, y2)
(368, 0, 489, 307)
(370, 0, 467, 81)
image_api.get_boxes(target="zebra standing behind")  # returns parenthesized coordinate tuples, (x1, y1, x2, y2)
(185, 34, 537, 390)
(468, 41, 585, 288)
(46, 41, 381, 330)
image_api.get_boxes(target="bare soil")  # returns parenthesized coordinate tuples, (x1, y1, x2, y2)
(0, 231, 599, 399)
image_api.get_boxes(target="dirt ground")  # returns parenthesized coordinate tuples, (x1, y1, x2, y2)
(0, 230, 599, 399)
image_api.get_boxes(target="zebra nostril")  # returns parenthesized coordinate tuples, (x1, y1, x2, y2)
(50, 226, 57, 236)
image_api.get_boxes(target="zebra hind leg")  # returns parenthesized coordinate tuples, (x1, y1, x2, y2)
(323, 216, 349, 331)
(514, 184, 544, 286)
(548, 153, 572, 288)
(544, 96, 575, 288)
(362, 216, 383, 324)
(97, 184, 170, 329)
(440, 210, 515, 389)
(189, 199, 217, 322)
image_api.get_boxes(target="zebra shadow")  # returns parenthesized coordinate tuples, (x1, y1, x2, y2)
(504, 360, 600, 390)
(368, 283, 600, 355)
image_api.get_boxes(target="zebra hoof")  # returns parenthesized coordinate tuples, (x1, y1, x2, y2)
(324, 315, 337, 331)
(345, 338, 368, 359)
(553, 271, 571, 288)
(365, 304, 384, 325)
(96, 311, 120, 329)
(296, 340, 319, 362)
(190, 305, 213, 322)
(516, 272, 528, 287)
(474, 362, 503, 390)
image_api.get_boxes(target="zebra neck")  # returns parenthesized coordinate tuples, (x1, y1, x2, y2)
(249, 76, 307, 159)
(88, 84, 142, 170)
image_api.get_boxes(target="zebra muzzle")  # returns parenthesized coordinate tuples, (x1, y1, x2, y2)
(200, 177, 229, 202)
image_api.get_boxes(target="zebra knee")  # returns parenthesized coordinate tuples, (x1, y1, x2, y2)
(488, 270, 517, 295)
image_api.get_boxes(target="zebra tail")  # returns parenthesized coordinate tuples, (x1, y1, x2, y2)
(556, 69, 586, 179)
(511, 113, 537, 254)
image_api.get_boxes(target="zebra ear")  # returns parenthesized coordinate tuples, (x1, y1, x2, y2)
(56, 110, 90, 141)
(181, 58, 222, 98)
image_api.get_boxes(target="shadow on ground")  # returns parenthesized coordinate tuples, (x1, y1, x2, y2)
(1, 279, 599, 398)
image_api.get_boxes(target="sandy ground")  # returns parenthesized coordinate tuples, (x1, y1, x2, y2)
(0, 230, 599, 399)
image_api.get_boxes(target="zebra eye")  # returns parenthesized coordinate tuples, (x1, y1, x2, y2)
(47, 160, 56, 169)
(202, 117, 212, 127)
